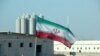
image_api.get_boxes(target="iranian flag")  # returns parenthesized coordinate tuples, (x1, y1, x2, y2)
(35, 16, 76, 48)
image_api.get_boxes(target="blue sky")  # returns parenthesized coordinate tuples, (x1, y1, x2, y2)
(0, 0, 100, 40)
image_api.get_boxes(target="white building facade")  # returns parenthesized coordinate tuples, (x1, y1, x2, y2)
(54, 41, 100, 56)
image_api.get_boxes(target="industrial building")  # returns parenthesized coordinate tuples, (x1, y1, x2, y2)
(0, 32, 100, 56)
(0, 32, 53, 56)
(15, 13, 100, 56)
(0, 13, 100, 56)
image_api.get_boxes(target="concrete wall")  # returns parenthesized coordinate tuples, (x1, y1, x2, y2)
(0, 32, 53, 56)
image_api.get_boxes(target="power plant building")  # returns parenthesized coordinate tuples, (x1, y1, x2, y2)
(3, 14, 100, 56)
(0, 32, 100, 56)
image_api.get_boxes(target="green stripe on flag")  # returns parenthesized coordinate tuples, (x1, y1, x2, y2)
(36, 16, 75, 37)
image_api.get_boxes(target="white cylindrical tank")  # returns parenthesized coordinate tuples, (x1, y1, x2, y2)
(29, 14, 36, 35)
(25, 13, 30, 34)
(25, 18, 29, 34)
(16, 17, 21, 33)
(21, 15, 27, 34)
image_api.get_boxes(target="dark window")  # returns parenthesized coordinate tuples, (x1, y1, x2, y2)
(36, 45, 42, 53)
(88, 47, 90, 50)
(57, 48, 59, 50)
(97, 47, 99, 50)
(85, 47, 87, 50)
(94, 47, 95, 50)
(64, 48, 66, 50)
(8, 42, 12, 47)
(79, 50, 81, 53)
(29, 43, 32, 47)
(77, 47, 79, 50)
(80, 47, 82, 50)
(20, 43, 24, 47)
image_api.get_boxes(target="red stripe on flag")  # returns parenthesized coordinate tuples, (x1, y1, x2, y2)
(36, 31, 72, 48)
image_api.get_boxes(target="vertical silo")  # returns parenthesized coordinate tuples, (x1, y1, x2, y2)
(25, 18, 29, 34)
(21, 15, 27, 34)
(16, 17, 21, 33)
(25, 13, 30, 34)
(29, 14, 36, 35)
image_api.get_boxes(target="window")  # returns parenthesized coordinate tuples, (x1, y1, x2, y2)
(94, 47, 95, 50)
(80, 47, 82, 50)
(8, 42, 12, 47)
(77, 47, 79, 50)
(57, 48, 59, 50)
(79, 50, 81, 53)
(88, 47, 90, 50)
(97, 47, 99, 50)
(20, 43, 24, 47)
(64, 48, 66, 50)
(29, 43, 32, 47)
(85, 47, 87, 50)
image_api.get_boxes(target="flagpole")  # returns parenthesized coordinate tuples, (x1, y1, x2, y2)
(34, 14, 44, 56)
(34, 14, 37, 56)
(34, 36, 37, 56)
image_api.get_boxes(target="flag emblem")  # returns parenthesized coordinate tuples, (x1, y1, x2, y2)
(53, 28, 60, 34)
